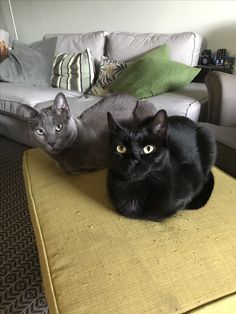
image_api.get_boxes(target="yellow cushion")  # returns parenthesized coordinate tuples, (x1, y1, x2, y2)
(23, 148, 236, 314)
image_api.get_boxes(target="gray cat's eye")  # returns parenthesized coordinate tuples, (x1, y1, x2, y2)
(36, 128, 44, 136)
(55, 124, 63, 132)
(116, 144, 127, 154)
(143, 145, 154, 154)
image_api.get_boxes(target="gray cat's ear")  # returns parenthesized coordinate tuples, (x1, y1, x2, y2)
(107, 112, 123, 132)
(53, 93, 70, 114)
(149, 110, 167, 138)
(20, 104, 39, 120)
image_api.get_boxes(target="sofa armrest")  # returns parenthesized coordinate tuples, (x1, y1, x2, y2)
(205, 71, 236, 127)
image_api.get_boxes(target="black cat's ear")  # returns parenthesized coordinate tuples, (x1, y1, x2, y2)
(20, 104, 39, 121)
(107, 112, 123, 133)
(149, 110, 167, 138)
(53, 93, 70, 114)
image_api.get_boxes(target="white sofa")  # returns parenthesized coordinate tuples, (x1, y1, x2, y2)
(0, 31, 208, 147)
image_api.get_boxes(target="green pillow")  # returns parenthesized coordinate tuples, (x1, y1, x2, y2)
(89, 45, 169, 96)
(135, 44, 170, 61)
(109, 51, 200, 99)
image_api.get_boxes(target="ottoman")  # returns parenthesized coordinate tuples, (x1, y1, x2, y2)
(23, 148, 236, 314)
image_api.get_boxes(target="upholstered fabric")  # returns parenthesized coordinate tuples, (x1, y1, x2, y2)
(44, 31, 106, 67)
(0, 82, 80, 109)
(23, 148, 236, 314)
(202, 71, 236, 177)
(205, 71, 236, 127)
(106, 32, 202, 66)
(144, 82, 208, 122)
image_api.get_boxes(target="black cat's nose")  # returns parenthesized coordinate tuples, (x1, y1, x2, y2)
(48, 141, 55, 147)
(128, 159, 138, 167)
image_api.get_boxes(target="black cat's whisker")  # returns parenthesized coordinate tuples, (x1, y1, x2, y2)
(148, 172, 168, 186)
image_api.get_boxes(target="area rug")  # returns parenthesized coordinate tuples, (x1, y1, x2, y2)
(0, 136, 48, 313)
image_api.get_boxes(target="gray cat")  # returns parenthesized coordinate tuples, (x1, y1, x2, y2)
(21, 93, 157, 174)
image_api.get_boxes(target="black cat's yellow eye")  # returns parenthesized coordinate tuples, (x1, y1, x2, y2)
(36, 128, 44, 136)
(143, 145, 154, 154)
(56, 124, 63, 132)
(116, 144, 127, 154)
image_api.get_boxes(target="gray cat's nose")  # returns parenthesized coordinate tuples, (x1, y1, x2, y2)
(48, 141, 55, 147)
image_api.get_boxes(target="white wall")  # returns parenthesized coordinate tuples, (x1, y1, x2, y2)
(1, 0, 236, 56)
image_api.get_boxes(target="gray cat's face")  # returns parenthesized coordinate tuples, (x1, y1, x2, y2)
(22, 93, 78, 154)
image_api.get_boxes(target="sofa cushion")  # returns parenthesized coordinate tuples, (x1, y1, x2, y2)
(0, 37, 57, 87)
(106, 32, 202, 66)
(0, 82, 80, 111)
(23, 148, 236, 314)
(51, 49, 95, 93)
(147, 82, 208, 122)
(109, 53, 200, 99)
(44, 31, 106, 66)
(35, 82, 208, 123)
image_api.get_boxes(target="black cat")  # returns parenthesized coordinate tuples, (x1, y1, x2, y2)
(107, 110, 216, 221)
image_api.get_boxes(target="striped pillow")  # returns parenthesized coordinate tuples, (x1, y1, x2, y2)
(51, 49, 95, 92)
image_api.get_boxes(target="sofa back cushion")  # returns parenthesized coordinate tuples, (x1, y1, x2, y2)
(44, 31, 106, 67)
(106, 32, 202, 66)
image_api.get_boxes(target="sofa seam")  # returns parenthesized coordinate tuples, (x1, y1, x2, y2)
(191, 32, 196, 66)
(0, 109, 28, 121)
(184, 98, 202, 118)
